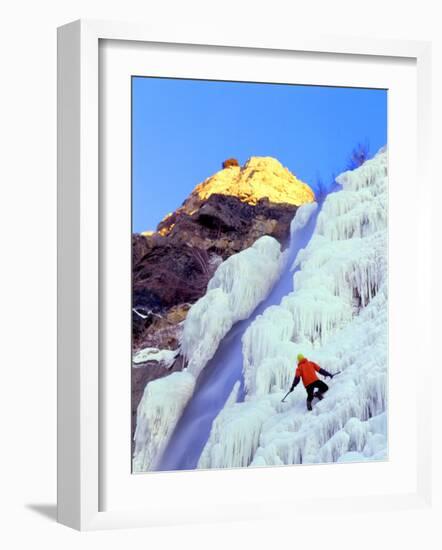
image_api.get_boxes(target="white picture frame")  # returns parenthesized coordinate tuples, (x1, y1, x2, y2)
(57, 19, 433, 531)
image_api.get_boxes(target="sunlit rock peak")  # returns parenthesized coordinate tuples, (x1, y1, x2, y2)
(193, 156, 314, 207)
(147, 157, 315, 236)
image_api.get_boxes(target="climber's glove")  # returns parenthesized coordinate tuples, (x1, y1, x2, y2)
(319, 368, 333, 379)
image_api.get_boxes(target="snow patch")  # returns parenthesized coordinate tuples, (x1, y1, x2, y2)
(132, 347, 180, 369)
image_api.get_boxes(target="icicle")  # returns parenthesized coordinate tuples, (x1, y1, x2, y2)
(132, 371, 196, 472)
(290, 202, 318, 235)
(198, 391, 274, 469)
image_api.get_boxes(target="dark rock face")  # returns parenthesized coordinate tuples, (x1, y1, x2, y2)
(134, 243, 211, 308)
(132, 233, 153, 265)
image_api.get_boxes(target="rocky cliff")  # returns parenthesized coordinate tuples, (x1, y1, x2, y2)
(132, 157, 314, 439)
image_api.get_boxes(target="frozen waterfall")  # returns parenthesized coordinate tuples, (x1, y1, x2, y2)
(153, 202, 321, 471)
(199, 149, 388, 469)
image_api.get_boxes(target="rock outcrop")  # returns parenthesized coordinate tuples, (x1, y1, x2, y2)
(222, 157, 240, 169)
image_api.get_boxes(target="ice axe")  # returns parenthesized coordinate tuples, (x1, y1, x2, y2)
(281, 390, 292, 403)
(329, 370, 342, 379)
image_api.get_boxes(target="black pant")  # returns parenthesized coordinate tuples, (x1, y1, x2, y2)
(306, 380, 329, 402)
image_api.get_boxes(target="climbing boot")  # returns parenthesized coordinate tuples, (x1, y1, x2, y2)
(315, 392, 324, 401)
(306, 400, 313, 411)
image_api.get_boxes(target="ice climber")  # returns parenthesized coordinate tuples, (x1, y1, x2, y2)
(288, 354, 335, 411)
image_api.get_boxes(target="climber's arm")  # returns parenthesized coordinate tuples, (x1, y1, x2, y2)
(290, 375, 301, 392)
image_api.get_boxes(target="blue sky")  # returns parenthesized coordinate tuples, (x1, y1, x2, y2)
(132, 77, 387, 233)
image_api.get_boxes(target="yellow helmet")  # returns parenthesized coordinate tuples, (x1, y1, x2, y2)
(297, 353, 305, 362)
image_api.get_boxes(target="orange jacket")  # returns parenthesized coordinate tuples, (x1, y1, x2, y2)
(296, 358, 321, 387)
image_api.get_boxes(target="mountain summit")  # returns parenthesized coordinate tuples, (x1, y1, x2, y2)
(194, 156, 314, 207)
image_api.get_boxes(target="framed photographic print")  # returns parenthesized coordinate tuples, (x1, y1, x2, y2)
(57, 19, 433, 530)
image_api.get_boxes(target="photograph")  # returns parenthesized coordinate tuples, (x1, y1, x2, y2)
(130, 76, 388, 473)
